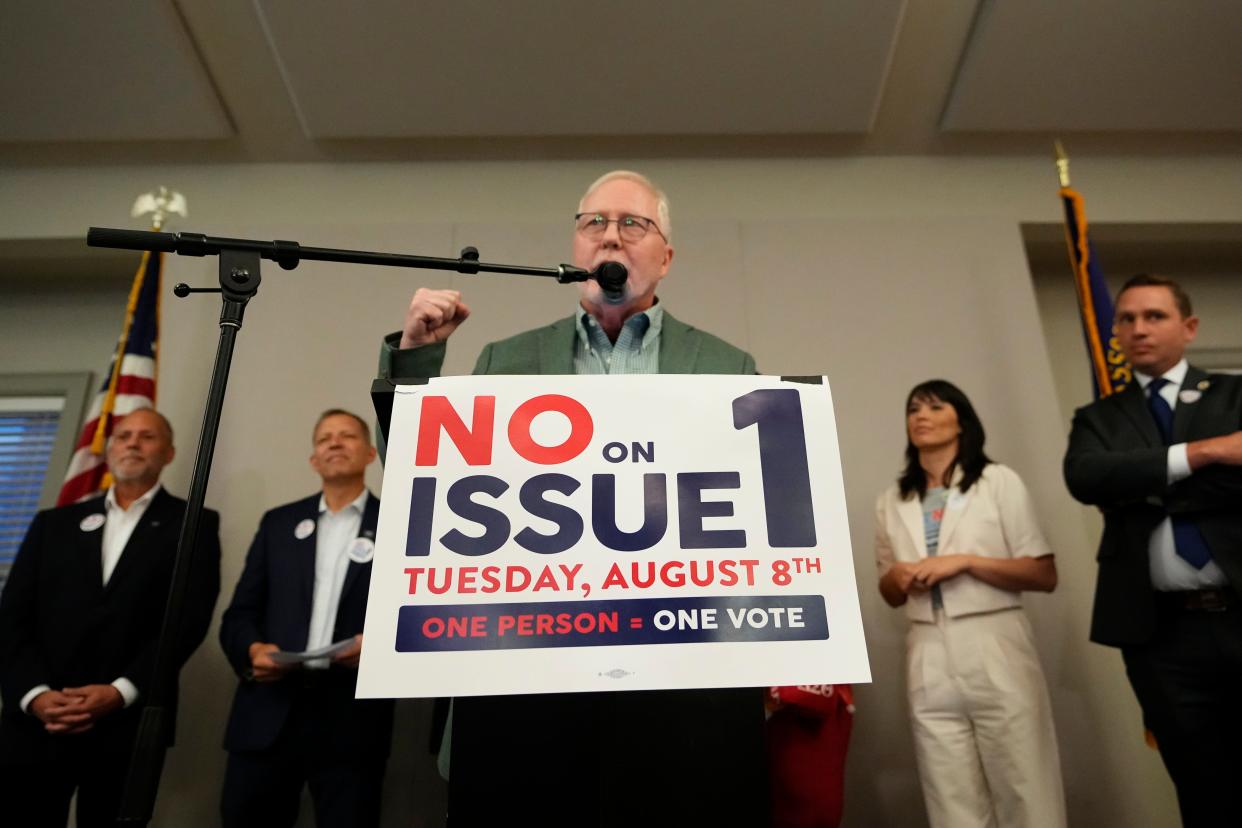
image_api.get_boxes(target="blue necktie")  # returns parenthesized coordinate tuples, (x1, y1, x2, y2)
(1148, 378, 1213, 569)
(1146, 377, 1174, 442)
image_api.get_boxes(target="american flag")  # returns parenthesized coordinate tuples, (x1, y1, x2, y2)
(57, 250, 162, 505)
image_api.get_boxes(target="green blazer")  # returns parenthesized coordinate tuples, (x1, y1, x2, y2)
(378, 309, 756, 380)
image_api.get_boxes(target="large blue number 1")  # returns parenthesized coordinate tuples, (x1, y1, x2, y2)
(732, 389, 817, 547)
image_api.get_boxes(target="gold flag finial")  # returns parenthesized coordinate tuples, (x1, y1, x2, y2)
(1054, 140, 1071, 188)
(131, 186, 188, 231)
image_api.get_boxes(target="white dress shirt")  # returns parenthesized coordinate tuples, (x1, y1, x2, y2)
(19, 483, 161, 714)
(101, 482, 162, 584)
(305, 489, 367, 669)
(1136, 359, 1227, 590)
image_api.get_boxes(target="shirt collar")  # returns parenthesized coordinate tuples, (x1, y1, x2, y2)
(575, 299, 664, 345)
(319, 488, 368, 516)
(1134, 358, 1188, 390)
(104, 481, 162, 513)
(640, 300, 663, 341)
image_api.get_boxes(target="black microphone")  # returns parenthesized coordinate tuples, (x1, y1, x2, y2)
(592, 261, 628, 298)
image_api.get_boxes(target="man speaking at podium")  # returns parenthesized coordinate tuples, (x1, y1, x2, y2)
(380, 171, 766, 825)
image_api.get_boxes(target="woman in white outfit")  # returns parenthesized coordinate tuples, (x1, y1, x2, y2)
(874, 379, 1066, 828)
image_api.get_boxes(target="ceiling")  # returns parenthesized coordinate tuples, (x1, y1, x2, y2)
(2, 0, 1240, 165)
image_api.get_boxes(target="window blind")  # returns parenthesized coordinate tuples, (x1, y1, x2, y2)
(0, 397, 66, 593)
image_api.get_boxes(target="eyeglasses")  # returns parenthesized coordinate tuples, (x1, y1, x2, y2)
(574, 213, 667, 243)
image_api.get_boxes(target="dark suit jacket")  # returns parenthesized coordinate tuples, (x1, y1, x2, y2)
(219, 492, 393, 759)
(1064, 366, 1242, 646)
(0, 488, 221, 763)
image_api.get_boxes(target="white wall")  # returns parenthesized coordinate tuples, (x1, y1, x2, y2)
(3, 155, 1242, 826)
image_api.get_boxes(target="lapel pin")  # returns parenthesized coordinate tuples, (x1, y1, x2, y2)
(294, 518, 316, 540)
(348, 537, 376, 564)
(1197, 379, 1210, 391)
(1179, 389, 1202, 404)
(80, 513, 106, 532)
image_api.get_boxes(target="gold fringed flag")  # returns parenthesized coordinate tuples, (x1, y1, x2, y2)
(1057, 143, 1130, 398)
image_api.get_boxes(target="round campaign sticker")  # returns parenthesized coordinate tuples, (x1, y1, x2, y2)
(1179, 389, 1202, 405)
(80, 513, 106, 533)
(294, 519, 316, 540)
(348, 537, 375, 564)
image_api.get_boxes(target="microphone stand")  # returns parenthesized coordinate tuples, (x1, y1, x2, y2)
(86, 228, 593, 827)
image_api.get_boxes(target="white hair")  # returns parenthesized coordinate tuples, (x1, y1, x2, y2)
(578, 170, 672, 241)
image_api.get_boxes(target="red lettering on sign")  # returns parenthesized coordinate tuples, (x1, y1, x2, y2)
(507, 394, 593, 465)
(415, 396, 496, 466)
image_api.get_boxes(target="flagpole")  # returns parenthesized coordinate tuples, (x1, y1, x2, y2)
(1054, 139, 1071, 188)
(57, 189, 180, 507)
(1055, 142, 1130, 398)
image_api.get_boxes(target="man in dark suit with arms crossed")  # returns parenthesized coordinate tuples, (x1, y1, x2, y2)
(0, 407, 221, 827)
(1064, 274, 1242, 827)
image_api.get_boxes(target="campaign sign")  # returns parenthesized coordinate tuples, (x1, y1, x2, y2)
(357, 375, 870, 698)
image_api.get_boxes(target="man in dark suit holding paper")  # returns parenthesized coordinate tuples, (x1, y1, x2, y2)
(0, 407, 220, 828)
(219, 409, 392, 828)
(1064, 274, 1242, 827)
(379, 171, 766, 826)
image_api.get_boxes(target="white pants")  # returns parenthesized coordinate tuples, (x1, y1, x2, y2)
(906, 608, 1066, 828)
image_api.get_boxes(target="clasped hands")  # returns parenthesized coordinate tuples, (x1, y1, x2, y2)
(890, 555, 973, 595)
(29, 685, 123, 735)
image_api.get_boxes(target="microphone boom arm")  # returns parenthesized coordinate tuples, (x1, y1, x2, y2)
(87, 227, 591, 283)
